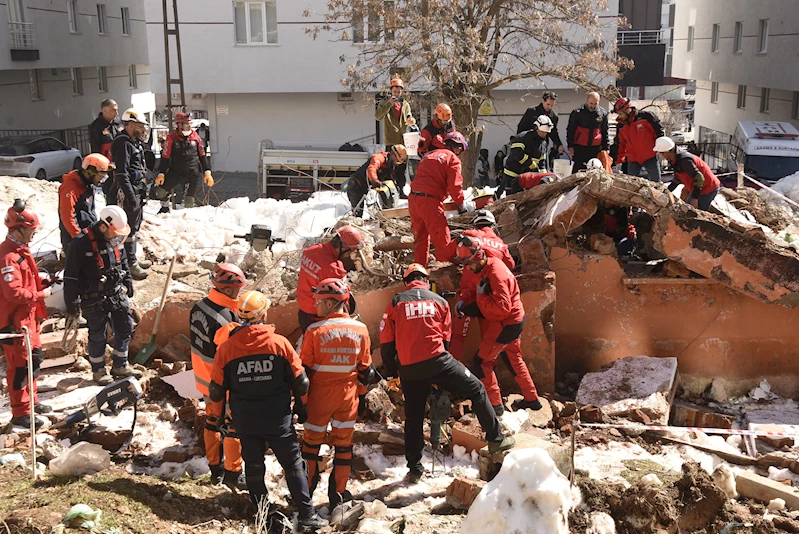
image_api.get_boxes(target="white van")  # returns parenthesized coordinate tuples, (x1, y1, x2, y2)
(730, 121, 799, 184)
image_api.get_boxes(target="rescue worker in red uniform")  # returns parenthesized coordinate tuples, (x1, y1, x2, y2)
(347, 145, 406, 218)
(0, 201, 53, 427)
(450, 210, 515, 362)
(417, 103, 455, 157)
(380, 264, 514, 482)
(299, 278, 377, 509)
(154, 112, 214, 213)
(58, 154, 110, 250)
(297, 226, 362, 332)
(456, 237, 542, 415)
(189, 263, 245, 489)
(209, 291, 326, 532)
(517, 171, 560, 189)
(613, 97, 664, 182)
(566, 92, 609, 171)
(654, 136, 721, 211)
(409, 131, 475, 266)
(89, 99, 123, 203)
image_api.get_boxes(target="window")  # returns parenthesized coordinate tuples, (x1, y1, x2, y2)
(121, 7, 130, 35)
(710, 82, 719, 104)
(734, 21, 743, 53)
(760, 88, 770, 113)
(384, 1, 394, 41)
(757, 19, 768, 53)
(737, 85, 746, 109)
(687, 26, 694, 51)
(67, 0, 79, 33)
(711, 24, 720, 52)
(352, 9, 364, 43)
(29, 69, 42, 100)
(128, 64, 137, 89)
(71, 67, 83, 95)
(793, 92, 799, 120)
(97, 66, 107, 92)
(96, 3, 107, 34)
(233, 1, 277, 44)
(367, 5, 380, 42)
(352, 2, 392, 43)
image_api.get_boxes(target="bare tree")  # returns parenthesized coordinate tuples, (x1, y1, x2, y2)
(305, 0, 629, 183)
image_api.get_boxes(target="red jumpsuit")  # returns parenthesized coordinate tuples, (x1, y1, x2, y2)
(0, 237, 47, 418)
(296, 242, 347, 330)
(450, 228, 515, 361)
(409, 149, 465, 265)
(300, 313, 371, 501)
(474, 257, 539, 407)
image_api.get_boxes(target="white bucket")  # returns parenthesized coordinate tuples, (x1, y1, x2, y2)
(403, 131, 421, 157)
(553, 159, 573, 178)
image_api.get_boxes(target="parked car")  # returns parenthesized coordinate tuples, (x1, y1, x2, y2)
(0, 136, 82, 180)
(670, 131, 686, 143)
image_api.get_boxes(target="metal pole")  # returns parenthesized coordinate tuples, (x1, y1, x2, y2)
(21, 326, 36, 481)
(162, 0, 172, 128)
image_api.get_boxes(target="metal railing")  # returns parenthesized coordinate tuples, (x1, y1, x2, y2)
(9, 22, 36, 50)
(617, 29, 666, 46)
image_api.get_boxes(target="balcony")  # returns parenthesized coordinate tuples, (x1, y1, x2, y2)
(9, 22, 39, 61)
(617, 29, 667, 46)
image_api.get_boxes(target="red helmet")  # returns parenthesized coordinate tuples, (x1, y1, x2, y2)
(4, 200, 39, 230)
(444, 131, 469, 151)
(613, 97, 633, 114)
(312, 278, 351, 302)
(455, 235, 484, 264)
(211, 263, 246, 290)
(174, 112, 192, 124)
(336, 225, 362, 249)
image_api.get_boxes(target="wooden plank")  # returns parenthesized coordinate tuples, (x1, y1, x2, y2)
(41, 354, 77, 370)
(380, 207, 410, 218)
(622, 277, 717, 286)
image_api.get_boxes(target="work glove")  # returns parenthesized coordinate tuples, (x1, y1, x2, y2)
(155, 173, 165, 186)
(203, 170, 214, 187)
(477, 278, 490, 296)
(358, 394, 368, 418)
(455, 299, 466, 318)
(293, 401, 308, 424)
(126, 284, 134, 298)
(457, 200, 476, 214)
(41, 287, 52, 299)
(370, 180, 381, 189)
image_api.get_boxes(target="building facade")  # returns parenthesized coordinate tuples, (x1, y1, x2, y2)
(144, 0, 618, 173)
(0, 0, 154, 140)
(671, 0, 799, 145)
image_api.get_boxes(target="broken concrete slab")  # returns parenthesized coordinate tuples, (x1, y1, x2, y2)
(478, 431, 571, 481)
(575, 356, 678, 424)
(156, 334, 192, 363)
(735, 470, 799, 510)
(534, 188, 598, 238)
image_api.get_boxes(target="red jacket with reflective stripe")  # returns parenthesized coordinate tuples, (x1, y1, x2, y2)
(410, 148, 465, 204)
(297, 242, 347, 315)
(379, 280, 451, 366)
(0, 237, 47, 347)
(673, 149, 720, 195)
(300, 313, 371, 387)
(459, 228, 515, 303)
(617, 110, 663, 164)
(476, 256, 525, 325)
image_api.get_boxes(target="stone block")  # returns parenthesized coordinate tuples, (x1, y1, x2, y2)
(663, 260, 692, 279)
(588, 233, 617, 256)
(178, 401, 197, 423)
(162, 450, 187, 463)
(670, 400, 734, 429)
(478, 432, 570, 481)
(446, 476, 486, 510)
(517, 237, 550, 271)
(452, 416, 487, 453)
(735, 470, 799, 510)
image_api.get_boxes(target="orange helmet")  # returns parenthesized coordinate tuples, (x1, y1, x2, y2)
(390, 144, 407, 164)
(390, 77, 404, 89)
(211, 263, 246, 290)
(237, 290, 270, 322)
(455, 235, 484, 264)
(335, 225, 362, 250)
(434, 103, 453, 123)
(312, 277, 351, 302)
(402, 263, 429, 282)
(82, 153, 111, 173)
(4, 199, 39, 230)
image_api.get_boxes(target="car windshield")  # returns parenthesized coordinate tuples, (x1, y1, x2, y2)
(745, 155, 799, 182)
(0, 144, 30, 156)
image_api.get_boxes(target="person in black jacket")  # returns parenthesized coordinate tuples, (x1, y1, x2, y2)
(503, 116, 553, 194)
(517, 91, 563, 166)
(112, 108, 151, 280)
(89, 99, 123, 203)
(63, 206, 141, 385)
(566, 92, 609, 171)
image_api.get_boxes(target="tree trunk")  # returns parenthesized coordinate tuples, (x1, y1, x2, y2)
(451, 98, 483, 188)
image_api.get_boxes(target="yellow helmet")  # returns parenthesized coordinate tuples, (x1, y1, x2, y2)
(237, 291, 270, 322)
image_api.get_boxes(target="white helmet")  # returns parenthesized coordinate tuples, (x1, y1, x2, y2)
(587, 158, 603, 169)
(653, 136, 676, 153)
(473, 209, 496, 227)
(98, 205, 131, 237)
(121, 108, 147, 125)
(534, 115, 554, 133)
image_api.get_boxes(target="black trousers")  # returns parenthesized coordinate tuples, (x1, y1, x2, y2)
(298, 310, 323, 334)
(572, 145, 602, 172)
(346, 179, 369, 218)
(399, 353, 503, 472)
(239, 432, 314, 518)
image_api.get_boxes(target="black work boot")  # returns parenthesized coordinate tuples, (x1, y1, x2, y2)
(512, 398, 543, 411)
(492, 403, 505, 417)
(33, 403, 53, 414)
(488, 434, 516, 454)
(10, 413, 48, 427)
(223, 469, 247, 491)
(328, 489, 353, 512)
(404, 467, 424, 484)
(297, 512, 327, 533)
(209, 464, 224, 485)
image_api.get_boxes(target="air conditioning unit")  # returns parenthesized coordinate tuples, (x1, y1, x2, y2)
(338, 92, 355, 102)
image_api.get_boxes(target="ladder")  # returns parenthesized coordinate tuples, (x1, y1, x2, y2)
(162, 0, 185, 126)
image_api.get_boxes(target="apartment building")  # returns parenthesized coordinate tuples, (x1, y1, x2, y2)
(0, 0, 154, 139)
(670, 0, 799, 146)
(144, 0, 618, 173)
